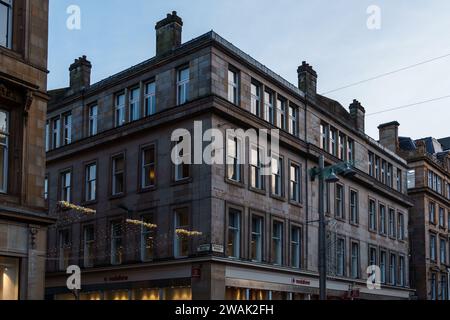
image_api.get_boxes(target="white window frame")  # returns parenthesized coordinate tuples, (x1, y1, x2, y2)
(129, 87, 140, 122)
(115, 93, 126, 127)
(141, 146, 156, 189)
(88, 104, 98, 136)
(85, 163, 96, 202)
(251, 83, 260, 117)
(250, 145, 263, 190)
(227, 135, 242, 182)
(227, 209, 241, 259)
(63, 113, 72, 145)
(251, 216, 263, 262)
(177, 67, 190, 105)
(145, 81, 156, 116)
(112, 155, 124, 196)
(228, 69, 239, 105)
(264, 91, 274, 125)
(272, 222, 283, 265)
(291, 227, 302, 269)
(271, 155, 283, 197)
(60, 170, 71, 202)
(289, 163, 301, 203)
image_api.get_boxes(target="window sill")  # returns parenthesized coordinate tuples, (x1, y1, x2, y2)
(289, 200, 303, 208)
(109, 193, 126, 200)
(225, 178, 245, 189)
(249, 186, 266, 195)
(349, 222, 359, 227)
(270, 193, 286, 202)
(171, 177, 193, 187)
(138, 186, 157, 194)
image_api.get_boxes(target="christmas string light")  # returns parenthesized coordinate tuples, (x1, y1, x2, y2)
(126, 219, 157, 229)
(57, 201, 96, 215)
(175, 229, 203, 237)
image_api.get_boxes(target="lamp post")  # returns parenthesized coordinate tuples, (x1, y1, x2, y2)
(310, 155, 355, 300)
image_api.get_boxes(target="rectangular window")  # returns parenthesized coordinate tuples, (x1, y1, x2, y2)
(396, 169, 402, 192)
(271, 155, 283, 197)
(288, 105, 298, 136)
(227, 136, 242, 182)
(264, 91, 274, 125)
(251, 216, 263, 262)
(397, 213, 405, 240)
(0, 0, 13, 49)
(45, 120, 50, 151)
(338, 134, 346, 160)
(379, 204, 386, 235)
(351, 242, 359, 279)
(430, 234, 437, 262)
(141, 146, 156, 189)
(112, 155, 125, 196)
(141, 214, 155, 262)
(324, 183, 330, 214)
(0, 110, 8, 193)
(89, 104, 98, 136)
(369, 200, 377, 231)
(375, 156, 380, 180)
(291, 227, 302, 269)
(227, 209, 241, 258)
(272, 222, 283, 265)
(129, 87, 140, 122)
(336, 238, 345, 276)
(85, 163, 97, 202)
(399, 256, 406, 287)
(62, 113, 72, 146)
(52, 117, 61, 149)
(174, 208, 189, 258)
(289, 163, 301, 203)
(388, 209, 396, 238)
(431, 273, 437, 300)
(368, 152, 374, 177)
(387, 164, 393, 188)
(111, 221, 123, 265)
(439, 207, 445, 228)
(381, 160, 386, 184)
(174, 135, 190, 181)
(276, 98, 286, 130)
(350, 190, 358, 224)
(369, 247, 377, 266)
(228, 69, 239, 105)
(145, 82, 156, 116)
(440, 275, 448, 300)
(335, 184, 344, 219)
(44, 175, 48, 201)
(59, 229, 71, 271)
(389, 253, 397, 285)
(429, 202, 436, 224)
(60, 170, 71, 202)
(347, 139, 355, 163)
(320, 123, 329, 152)
(83, 225, 95, 268)
(177, 67, 190, 105)
(115, 93, 126, 127)
(407, 170, 416, 189)
(250, 146, 263, 190)
(329, 127, 337, 156)
(440, 238, 447, 264)
(380, 250, 387, 284)
(251, 83, 261, 117)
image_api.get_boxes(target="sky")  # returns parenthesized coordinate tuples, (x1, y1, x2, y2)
(48, 0, 450, 141)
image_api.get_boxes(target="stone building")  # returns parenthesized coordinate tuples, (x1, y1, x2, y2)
(0, 0, 53, 300)
(45, 12, 414, 300)
(379, 122, 450, 300)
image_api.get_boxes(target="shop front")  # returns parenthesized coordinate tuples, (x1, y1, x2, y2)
(0, 256, 20, 300)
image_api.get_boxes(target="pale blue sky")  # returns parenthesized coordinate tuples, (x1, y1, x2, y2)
(48, 0, 450, 140)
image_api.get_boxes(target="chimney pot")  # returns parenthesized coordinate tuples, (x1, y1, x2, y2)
(378, 121, 400, 153)
(155, 11, 183, 56)
(297, 61, 317, 97)
(69, 55, 92, 92)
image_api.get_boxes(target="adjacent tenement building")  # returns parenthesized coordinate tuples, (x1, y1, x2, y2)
(379, 123, 450, 300)
(45, 12, 414, 300)
(0, 0, 53, 300)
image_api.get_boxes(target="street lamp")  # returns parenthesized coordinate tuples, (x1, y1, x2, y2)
(309, 155, 356, 300)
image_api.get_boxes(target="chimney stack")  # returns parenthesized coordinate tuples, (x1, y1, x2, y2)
(69, 55, 92, 92)
(349, 99, 366, 133)
(155, 11, 183, 56)
(297, 61, 317, 98)
(378, 121, 400, 153)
